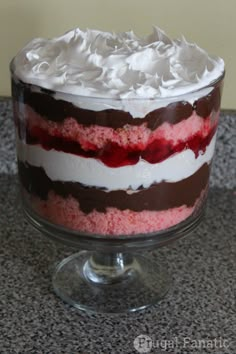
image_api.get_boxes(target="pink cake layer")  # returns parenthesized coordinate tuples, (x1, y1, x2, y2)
(22, 104, 219, 151)
(29, 191, 204, 235)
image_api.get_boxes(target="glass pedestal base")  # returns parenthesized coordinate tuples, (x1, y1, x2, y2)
(23, 200, 205, 313)
(52, 251, 170, 313)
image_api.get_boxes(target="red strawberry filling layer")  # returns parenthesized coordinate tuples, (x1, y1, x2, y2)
(16, 104, 219, 168)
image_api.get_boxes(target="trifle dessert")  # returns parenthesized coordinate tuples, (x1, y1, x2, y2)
(11, 27, 224, 236)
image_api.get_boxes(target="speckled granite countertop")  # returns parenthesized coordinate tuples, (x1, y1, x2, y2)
(0, 98, 235, 354)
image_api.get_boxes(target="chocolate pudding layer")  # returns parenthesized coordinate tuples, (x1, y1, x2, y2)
(18, 161, 210, 214)
(12, 79, 222, 130)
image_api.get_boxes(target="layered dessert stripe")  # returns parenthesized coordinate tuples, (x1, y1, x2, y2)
(12, 80, 222, 128)
(18, 161, 210, 213)
(17, 133, 216, 190)
(14, 99, 219, 168)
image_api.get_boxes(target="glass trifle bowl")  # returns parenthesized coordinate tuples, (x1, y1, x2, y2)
(10, 27, 225, 313)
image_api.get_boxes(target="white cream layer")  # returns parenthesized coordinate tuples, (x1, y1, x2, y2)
(13, 27, 224, 117)
(52, 86, 214, 118)
(17, 133, 216, 191)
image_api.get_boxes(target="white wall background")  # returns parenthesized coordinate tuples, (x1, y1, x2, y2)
(0, 0, 234, 108)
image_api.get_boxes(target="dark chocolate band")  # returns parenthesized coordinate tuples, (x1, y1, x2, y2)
(12, 78, 223, 130)
(18, 161, 209, 214)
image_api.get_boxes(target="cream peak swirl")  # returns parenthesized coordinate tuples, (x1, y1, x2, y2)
(13, 27, 224, 98)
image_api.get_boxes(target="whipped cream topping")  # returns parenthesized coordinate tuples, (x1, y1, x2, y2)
(13, 27, 224, 101)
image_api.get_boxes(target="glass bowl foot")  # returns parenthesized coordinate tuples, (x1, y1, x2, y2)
(52, 251, 170, 313)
